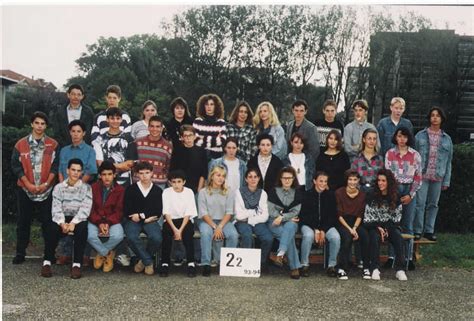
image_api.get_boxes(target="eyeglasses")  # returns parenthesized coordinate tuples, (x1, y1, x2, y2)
(182, 134, 195, 138)
(281, 177, 294, 180)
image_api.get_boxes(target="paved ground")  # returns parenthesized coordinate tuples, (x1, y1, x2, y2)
(2, 258, 474, 320)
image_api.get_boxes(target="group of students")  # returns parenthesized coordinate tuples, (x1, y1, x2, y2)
(11, 84, 453, 281)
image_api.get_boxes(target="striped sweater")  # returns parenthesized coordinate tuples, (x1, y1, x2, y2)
(52, 180, 92, 225)
(134, 135, 173, 184)
(192, 117, 227, 157)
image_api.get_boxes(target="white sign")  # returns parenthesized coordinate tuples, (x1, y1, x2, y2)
(219, 248, 261, 278)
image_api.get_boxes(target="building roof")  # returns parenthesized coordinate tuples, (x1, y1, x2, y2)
(0, 69, 56, 90)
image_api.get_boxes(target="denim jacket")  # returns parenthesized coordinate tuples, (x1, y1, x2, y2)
(282, 153, 315, 191)
(208, 157, 247, 188)
(415, 128, 453, 187)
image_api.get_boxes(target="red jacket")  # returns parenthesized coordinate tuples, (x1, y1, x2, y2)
(89, 181, 124, 226)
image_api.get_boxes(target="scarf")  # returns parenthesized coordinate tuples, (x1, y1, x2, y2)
(267, 187, 304, 213)
(240, 185, 263, 210)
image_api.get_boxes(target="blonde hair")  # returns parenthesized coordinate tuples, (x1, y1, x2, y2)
(206, 165, 228, 195)
(390, 97, 406, 109)
(253, 101, 280, 128)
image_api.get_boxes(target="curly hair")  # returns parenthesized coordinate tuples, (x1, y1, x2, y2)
(196, 94, 225, 119)
(373, 169, 399, 210)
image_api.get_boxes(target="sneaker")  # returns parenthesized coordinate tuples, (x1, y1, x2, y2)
(371, 268, 381, 280)
(70, 266, 82, 279)
(210, 260, 218, 268)
(116, 254, 131, 267)
(383, 258, 394, 269)
(363, 269, 371, 280)
(159, 265, 169, 277)
(144, 264, 154, 276)
(326, 266, 337, 277)
(300, 266, 310, 277)
(93, 255, 106, 270)
(57, 255, 71, 265)
(423, 233, 437, 241)
(270, 255, 284, 267)
(408, 260, 416, 271)
(173, 258, 184, 267)
(187, 265, 197, 278)
(357, 261, 363, 269)
(414, 233, 422, 241)
(337, 269, 348, 280)
(40, 264, 52, 278)
(134, 260, 145, 273)
(103, 251, 115, 273)
(202, 265, 211, 277)
(396, 270, 408, 281)
(290, 269, 300, 280)
(12, 255, 25, 265)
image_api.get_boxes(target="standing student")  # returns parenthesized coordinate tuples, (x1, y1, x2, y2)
(314, 99, 344, 151)
(247, 133, 284, 193)
(267, 167, 303, 279)
(160, 170, 198, 277)
(164, 97, 194, 147)
(414, 107, 453, 241)
(42, 159, 92, 279)
(253, 101, 287, 159)
(198, 166, 239, 276)
(130, 100, 158, 139)
(385, 127, 422, 270)
(335, 170, 369, 280)
(344, 99, 380, 162)
(299, 172, 340, 277)
(123, 161, 164, 276)
(51, 84, 94, 146)
(364, 169, 407, 281)
(226, 100, 257, 163)
(234, 168, 273, 272)
(11, 111, 60, 265)
(377, 97, 413, 156)
(91, 85, 132, 144)
(192, 93, 227, 160)
(282, 132, 315, 191)
(285, 99, 320, 161)
(88, 161, 125, 273)
(315, 130, 350, 191)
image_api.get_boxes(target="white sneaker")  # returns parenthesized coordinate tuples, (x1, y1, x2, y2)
(396, 270, 408, 281)
(363, 268, 371, 280)
(115, 254, 130, 267)
(371, 268, 381, 280)
(210, 260, 218, 268)
(337, 269, 348, 280)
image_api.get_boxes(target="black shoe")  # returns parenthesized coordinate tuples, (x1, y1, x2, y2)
(414, 233, 422, 241)
(408, 260, 416, 271)
(424, 233, 437, 241)
(300, 266, 310, 277)
(383, 258, 394, 269)
(12, 255, 25, 265)
(326, 266, 337, 277)
(187, 265, 196, 278)
(202, 265, 211, 277)
(159, 265, 169, 277)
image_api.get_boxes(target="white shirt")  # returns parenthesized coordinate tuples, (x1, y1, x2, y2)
(288, 153, 306, 186)
(257, 154, 272, 178)
(162, 187, 198, 220)
(224, 158, 240, 192)
(137, 181, 153, 198)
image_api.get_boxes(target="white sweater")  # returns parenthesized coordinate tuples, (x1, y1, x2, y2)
(234, 188, 269, 226)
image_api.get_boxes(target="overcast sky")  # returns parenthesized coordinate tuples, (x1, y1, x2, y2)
(2, 5, 473, 90)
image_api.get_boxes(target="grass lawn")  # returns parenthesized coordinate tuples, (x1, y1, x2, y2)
(2, 223, 473, 269)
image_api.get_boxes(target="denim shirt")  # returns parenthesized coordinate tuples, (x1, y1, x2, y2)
(208, 157, 247, 188)
(415, 128, 453, 187)
(377, 116, 414, 156)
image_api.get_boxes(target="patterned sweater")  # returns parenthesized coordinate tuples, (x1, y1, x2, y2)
(385, 146, 422, 198)
(193, 116, 227, 157)
(363, 195, 402, 228)
(52, 180, 92, 225)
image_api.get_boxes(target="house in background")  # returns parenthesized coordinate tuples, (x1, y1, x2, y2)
(0, 74, 19, 113)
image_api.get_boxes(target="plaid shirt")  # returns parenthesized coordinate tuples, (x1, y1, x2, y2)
(52, 180, 92, 225)
(385, 147, 422, 198)
(226, 123, 257, 163)
(351, 153, 385, 187)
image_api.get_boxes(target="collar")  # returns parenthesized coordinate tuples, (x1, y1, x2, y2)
(137, 181, 153, 194)
(394, 146, 415, 155)
(67, 104, 82, 111)
(71, 141, 86, 150)
(28, 134, 45, 145)
(63, 179, 83, 188)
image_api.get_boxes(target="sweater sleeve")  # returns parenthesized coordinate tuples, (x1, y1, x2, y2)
(11, 146, 25, 180)
(197, 189, 209, 218)
(123, 186, 134, 218)
(71, 185, 93, 224)
(248, 191, 269, 226)
(321, 192, 337, 232)
(234, 189, 253, 222)
(51, 185, 65, 225)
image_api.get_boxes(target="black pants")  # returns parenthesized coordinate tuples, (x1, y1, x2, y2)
(162, 219, 195, 265)
(368, 226, 405, 271)
(44, 220, 88, 264)
(15, 188, 53, 257)
(337, 222, 369, 271)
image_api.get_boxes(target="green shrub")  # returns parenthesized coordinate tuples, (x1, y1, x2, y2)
(437, 142, 474, 233)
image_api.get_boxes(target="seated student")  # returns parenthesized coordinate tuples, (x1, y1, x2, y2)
(87, 161, 125, 273)
(198, 165, 239, 276)
(160, 170, 198, 277)
(267, 167, 303, 279)
(299, 171, 340, 278)
(123, 161, 163, 276)
(247, 133, 284, 193)
(41, 159, 92, 279)
(335, 169, 369, 280)
(208, 137, 247, 193)
(364, 169, 407, 281)
(282, 132, 315, 191)
(234, 168, 273, 272)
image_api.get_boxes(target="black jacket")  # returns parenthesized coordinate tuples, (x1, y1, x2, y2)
(247, 153, 284, 193)
(51, 103, 94, 147)
(299, 188, 337, 232)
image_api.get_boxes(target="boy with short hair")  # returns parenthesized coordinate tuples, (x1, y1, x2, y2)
(160, 170, 198, 277)
(88, 161, 125, 273)
(314, 99, 345, 150)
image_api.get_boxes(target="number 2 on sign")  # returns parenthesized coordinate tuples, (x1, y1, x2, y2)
(226, 252, 242, 267)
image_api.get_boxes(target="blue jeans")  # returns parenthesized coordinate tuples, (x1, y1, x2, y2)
(414, 179, 442, 234)
(124, 220, 162, 266)
(199, 220, 239, 266)
(398, 184, 417, 235)
(235, 222, 273, 266)
(87, 223, 125, 256)
(300, 225, 340, 268)
(268, 219, 301, 270)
